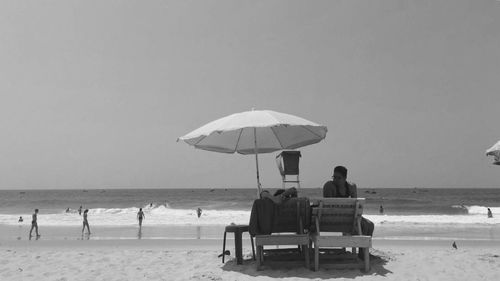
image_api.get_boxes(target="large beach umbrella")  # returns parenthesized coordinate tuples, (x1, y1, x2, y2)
(177, 109, 328, 195)
(486, 140, 500, 165)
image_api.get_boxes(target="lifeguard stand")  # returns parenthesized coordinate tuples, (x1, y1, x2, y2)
(276, 151, 301, 189)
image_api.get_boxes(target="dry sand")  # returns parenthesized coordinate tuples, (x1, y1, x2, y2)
(1, 239, 500, 281)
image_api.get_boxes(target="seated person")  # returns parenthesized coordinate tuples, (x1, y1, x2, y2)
(323, 166, 374, 237)
(260, 187, 297, 205)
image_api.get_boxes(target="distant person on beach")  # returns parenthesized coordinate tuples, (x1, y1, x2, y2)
(29, 209, 40, 237)
(137, 208, 145, 227)
(18, 216, 23, 223)
(488, 208, 493, 218)
(323, 166, 374, 258)
(150, 203, 153, 208)
(260, 187, 298, 204)
(82, 209, 90, 234)
(379, 205, 384, 214)
(197, 208, 202, 218)
(66, 208, 70, 213)
(78, 206, 82, 216)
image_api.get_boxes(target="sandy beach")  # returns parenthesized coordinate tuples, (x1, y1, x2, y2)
(1, 238, 500, 281)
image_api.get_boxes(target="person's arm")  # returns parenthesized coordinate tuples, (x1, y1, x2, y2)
(349, 182, 358, 198)
(323, 181, 336, 198)
(260, 190, 282, 204)
(282, 187, 297, 198)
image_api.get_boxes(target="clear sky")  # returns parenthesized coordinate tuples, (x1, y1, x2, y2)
(1, 0, 499, 190)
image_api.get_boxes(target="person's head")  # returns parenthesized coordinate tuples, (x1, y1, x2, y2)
(34, 209, 39, 213)
(333, 166, 348, 185)
(139, 208, 142, 211)
(84, 209, 88, 214)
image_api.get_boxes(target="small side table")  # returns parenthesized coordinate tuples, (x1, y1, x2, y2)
(222, 224, 256, 264)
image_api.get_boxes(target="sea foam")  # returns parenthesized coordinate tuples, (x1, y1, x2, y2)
(1, 204, 499, 227)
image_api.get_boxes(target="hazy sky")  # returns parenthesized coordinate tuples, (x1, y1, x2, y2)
(1, 0, 499, 190)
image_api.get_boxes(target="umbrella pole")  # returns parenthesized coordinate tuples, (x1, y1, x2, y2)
(254, 128, 262, 198)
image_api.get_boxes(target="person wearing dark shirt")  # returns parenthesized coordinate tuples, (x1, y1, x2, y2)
(323, 166, 374, 259)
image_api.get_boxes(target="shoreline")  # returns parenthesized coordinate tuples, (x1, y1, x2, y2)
(2, 223, 500, 242)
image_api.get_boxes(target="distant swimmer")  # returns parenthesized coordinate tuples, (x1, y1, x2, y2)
(150, 203, 153, 208)
(488, 208, 493, 218)
(29, 209, 40, 237)
(18, 216, 23, 223)
(66, 208, 70, 213)
(137, 208, 145, 228)
(78, 206, 82, 216)
(379, 205, 384, 214)
(82, 209, 91, 234)
(197, 208, 202, 218)
(452, 241, 458, 249)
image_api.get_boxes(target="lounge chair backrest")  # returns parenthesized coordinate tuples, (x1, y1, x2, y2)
(249, 197, 310, 236)
(311, 198, 365, 234)
(272, 197, 310, 234)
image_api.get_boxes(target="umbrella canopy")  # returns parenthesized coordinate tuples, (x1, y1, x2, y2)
(177, 109, 328, 195)
(486, 140, 500, 165)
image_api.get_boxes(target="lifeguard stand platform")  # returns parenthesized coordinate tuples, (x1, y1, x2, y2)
(276, 151, 301, 189)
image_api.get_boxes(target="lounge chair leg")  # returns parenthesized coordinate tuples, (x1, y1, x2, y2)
(314, 243, 319, 271)
(304, 244, 310, 270)
(364, 247, 370, 272)
(256, 246, 263, 271)
(249, 234, 256, 261)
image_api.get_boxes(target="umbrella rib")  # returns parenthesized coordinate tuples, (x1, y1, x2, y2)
(270, 126, 286, 149)
(302, 125, 324, 139)
(234, 128, 243, 153)
(193, 135, 207, 146)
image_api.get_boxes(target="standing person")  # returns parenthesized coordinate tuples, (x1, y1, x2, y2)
(82, 209, 91, 234)
(78, 206, 82, 216)
(137, 208, 145, 227)
(323, 166, 374, 258)
(379, 205, 384, 214)
(197, 208, 202, 218)
(488, 208, 493, 218)
(29, 209, 40, 237)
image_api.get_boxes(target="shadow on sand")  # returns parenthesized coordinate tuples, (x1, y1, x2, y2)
(221, 249, 392, 279)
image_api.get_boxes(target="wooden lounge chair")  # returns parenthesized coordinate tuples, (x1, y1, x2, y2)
(249, 197, 310, 270)
(309, 198, 372, 272)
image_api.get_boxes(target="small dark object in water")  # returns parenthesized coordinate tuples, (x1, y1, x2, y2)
(210, 189, 215, 192)
(218, 250, 230, 258)
(452, 241, 457, 249)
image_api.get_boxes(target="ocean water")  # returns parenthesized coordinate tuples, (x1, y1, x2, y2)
(1, 188, 499, 240)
